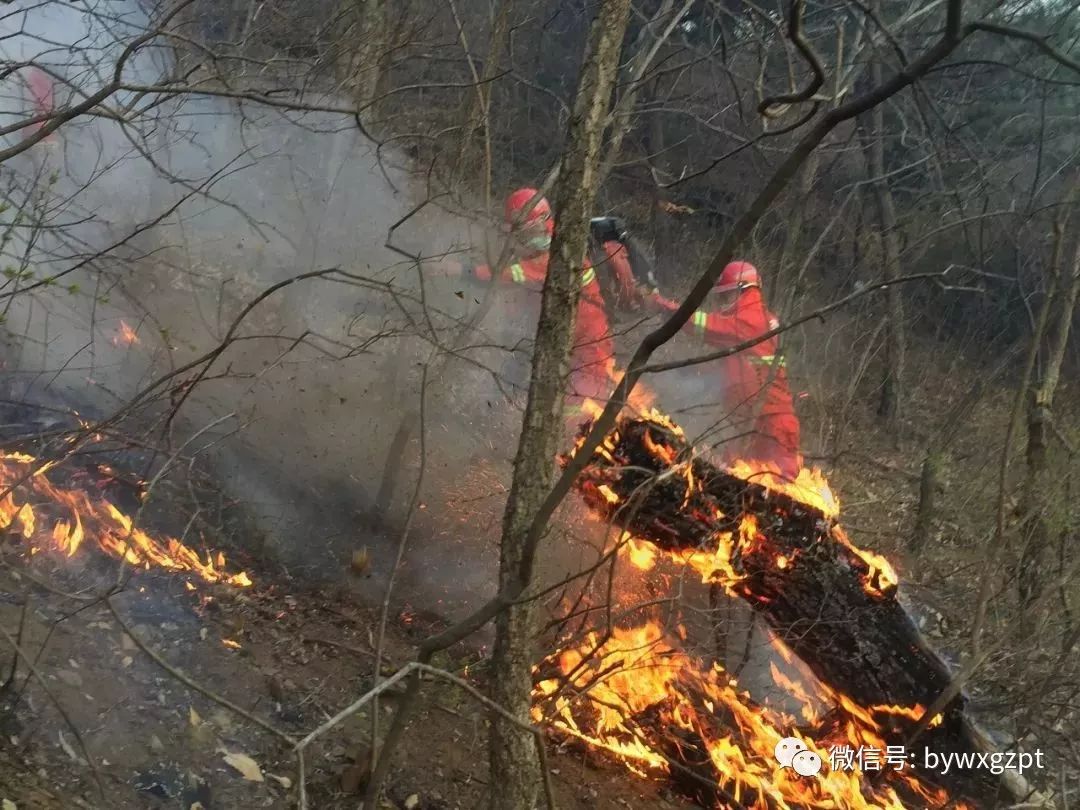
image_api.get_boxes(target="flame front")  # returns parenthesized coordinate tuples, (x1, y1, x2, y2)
(535, 626, 950, 807)
(534, 621, 955, 809)
(543, 410, 964, 809)
(0, 451, 251, 587)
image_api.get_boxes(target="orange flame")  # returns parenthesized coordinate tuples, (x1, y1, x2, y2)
(533, 622, 955, 809)
(833, 525, 897, 596)
(0, 452, 251, 587)
(112, 319, 139, 347)
(551, 410, 952, 807)
(619, 532, 657, 571)
(725, 459, 839, 519)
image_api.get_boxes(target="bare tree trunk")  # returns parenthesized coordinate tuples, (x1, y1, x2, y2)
(911, 450, 941, 553)
(910, 340, 1024, 553)
(858, 40, 906, 434)
(348, 0, 387, 115)
(775, 150, 820, 302)
(1019, 227, 1080, 606)
(487, 2, 632, 807)
(644, 79, 672, 265)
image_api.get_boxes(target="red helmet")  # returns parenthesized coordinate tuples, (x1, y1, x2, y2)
(504, 187, 554, 235)
(714, 261, 760, 294)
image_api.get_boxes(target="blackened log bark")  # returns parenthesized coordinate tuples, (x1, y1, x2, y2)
(487, 2, 633, 808)
(570, 416, 954, 711)
(566, 415, 1008, 804)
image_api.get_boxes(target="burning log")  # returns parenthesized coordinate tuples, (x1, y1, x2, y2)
(533, 622, 981, 809)
(560, 412, 1011, 805)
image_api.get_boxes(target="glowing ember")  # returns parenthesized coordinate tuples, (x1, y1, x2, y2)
(833, 525, 898, 596)
(725, 458, 839, 519)
(112, 319, 139, 347)
(0, 451, 252, 587)
(620, 532, 657, 571)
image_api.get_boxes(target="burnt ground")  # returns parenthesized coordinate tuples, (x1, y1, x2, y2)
(0, 553, 687, 810)
(0, 339, 1070, 810)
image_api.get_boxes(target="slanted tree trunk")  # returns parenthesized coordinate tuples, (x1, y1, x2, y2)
(487, 2, 632, 807)
(1018, 228, 1080, 606)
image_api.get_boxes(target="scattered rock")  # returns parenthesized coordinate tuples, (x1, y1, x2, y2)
(273, 703, 304, 724)
(404, 795, 420, 810)
(149, 735, 164, 752)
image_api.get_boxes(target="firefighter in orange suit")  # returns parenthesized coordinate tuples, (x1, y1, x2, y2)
(437, 187, 616, 413)
(647, 261, 802, 477)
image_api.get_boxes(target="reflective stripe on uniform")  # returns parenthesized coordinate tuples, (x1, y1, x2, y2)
(692, 310, 708, 333)
(509, 263, 526, 284)
(750, 354, 786, 368)
(580, 267, 596, 287)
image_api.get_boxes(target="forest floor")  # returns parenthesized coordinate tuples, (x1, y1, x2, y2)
(0, 555, 685, 810)
(0, 339, 1069, 810)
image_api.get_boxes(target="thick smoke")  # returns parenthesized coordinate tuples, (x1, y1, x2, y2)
(0, 1, 542, 616)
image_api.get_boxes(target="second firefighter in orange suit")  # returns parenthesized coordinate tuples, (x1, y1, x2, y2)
(439, 187, 616, 412)
(648, 261, 802, 478)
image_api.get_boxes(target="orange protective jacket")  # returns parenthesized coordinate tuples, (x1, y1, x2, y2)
(653, 287, 801, 476)
(596, 240, 642, 313)
(457, 253, 615, 405)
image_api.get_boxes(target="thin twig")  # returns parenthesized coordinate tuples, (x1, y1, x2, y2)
(370, 359, 432, 767)
(0, 623, 106, 799)
(3, 593, 30, 691)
